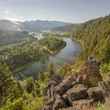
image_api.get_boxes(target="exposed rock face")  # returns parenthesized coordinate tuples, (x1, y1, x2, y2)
(79, 57, 102, 87)
(42, 59, 107, 110)
(64, 84, 88, 101)
(99, 80, 110, 97)
(87, 87, 105, 103)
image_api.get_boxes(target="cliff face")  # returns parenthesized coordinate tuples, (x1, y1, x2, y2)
(42, 58, 110, 110)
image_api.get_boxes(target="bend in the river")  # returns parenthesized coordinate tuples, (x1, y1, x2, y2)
(18, 35, 81, 78)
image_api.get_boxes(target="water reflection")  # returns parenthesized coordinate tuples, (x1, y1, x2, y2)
(19, 37, 81, 78)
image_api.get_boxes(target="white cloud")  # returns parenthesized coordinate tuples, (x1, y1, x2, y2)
(0, 9, 24, 21)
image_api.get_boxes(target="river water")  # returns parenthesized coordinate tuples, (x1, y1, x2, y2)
(19, 36, 81, 78)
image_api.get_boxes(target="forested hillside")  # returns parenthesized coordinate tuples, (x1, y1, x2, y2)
(0, 31, 31, 45)
(52, 24, 80, 32)
(73, 15, 110, 63)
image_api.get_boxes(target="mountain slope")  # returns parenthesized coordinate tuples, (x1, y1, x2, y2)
(73, 15, 110, 62)
(22, 20, 68, 32)
(52, 24, 81, 32)
(0, 20, 22, 31)
(0, 31, 31, 45)
(0, 20, 68, 45)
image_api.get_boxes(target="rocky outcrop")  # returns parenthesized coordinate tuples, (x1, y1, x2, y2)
(42, 58, 107, 110)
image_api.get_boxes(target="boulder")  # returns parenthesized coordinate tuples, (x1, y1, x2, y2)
(43, 105, 52, 110)
(99, 81, 110, 97)
(63, 84, 88, 101)
(72, 99, 95, 110)
(46, 74, 63, 98)
(44, 97, 54, 105)
(55, 75, 77, 95)
(51, 74, 63, 85)
(53, 94, 64, 110)
(60, 99, 94, 110)
(87, 87, 105, 103)
(48, 74, 63, 87)
(79, 59, 103, 87)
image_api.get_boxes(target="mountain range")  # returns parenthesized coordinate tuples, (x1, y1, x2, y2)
(0, 19, 68, 32)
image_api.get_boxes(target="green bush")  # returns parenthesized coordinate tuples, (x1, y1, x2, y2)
(100, 63, 110, 75)
(96, 103, 104, 110)
(0, 98, 27, 110)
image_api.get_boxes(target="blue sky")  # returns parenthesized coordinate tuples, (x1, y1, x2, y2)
(0, 0, 110, 22)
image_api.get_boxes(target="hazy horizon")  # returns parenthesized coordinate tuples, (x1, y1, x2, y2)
(0, 0, 110, 23)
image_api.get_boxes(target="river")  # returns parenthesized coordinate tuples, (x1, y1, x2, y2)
(18, 36, 81, 78)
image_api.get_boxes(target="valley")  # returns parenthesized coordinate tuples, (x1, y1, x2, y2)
(0, 14, 110, 110)
(0, 34, 71, 78)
